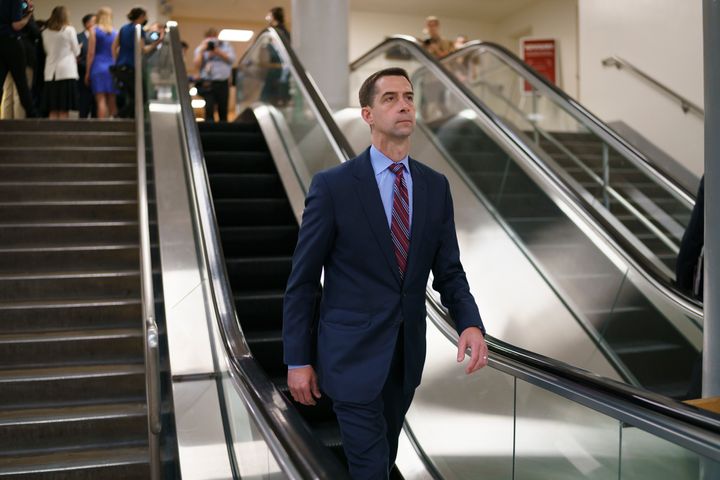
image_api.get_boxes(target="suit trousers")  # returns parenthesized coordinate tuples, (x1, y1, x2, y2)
(331, 327, 415, 480)
(202, 79, 229, 123)
(0, 36, 36, 118)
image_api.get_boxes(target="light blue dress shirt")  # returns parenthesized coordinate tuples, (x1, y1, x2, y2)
(195, 39, 236, 81)
(288, 146, 414, 370)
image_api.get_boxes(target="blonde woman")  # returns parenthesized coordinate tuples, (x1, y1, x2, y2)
(85, 6, 117, 118)
(42, 6, 80, 119)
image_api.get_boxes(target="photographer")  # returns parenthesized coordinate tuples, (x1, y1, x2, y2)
(0, 0, 37, 117)
(194, 28, 235, 122)
(112, 7, 163, 118)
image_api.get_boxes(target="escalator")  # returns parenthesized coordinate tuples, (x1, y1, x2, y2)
(145, 24, 720, 480)
(441, 40, 696, 277)
(197, 104, 408, 477)
(346, 37, 702, 399)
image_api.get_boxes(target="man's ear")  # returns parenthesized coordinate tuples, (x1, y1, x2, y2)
(361, 106, 373, 127)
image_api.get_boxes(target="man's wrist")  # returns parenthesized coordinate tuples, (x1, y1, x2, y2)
(288, 364, 310, 370)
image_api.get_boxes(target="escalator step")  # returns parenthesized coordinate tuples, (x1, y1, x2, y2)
(198, 121, 260, 134)
(208, 173, 285, 199)
(204, 152, 276, 174)
(244, 330, 285, 378)
(200, 132, 266, 152)
(225, 256, 292, 291)
(234, 291, 285, 332)
(220, 225, 298, 257)
(214, 199, 295, 226)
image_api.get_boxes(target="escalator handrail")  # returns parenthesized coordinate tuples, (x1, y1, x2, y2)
(450, 40, 697, 206)
(167, 26, 349, 480)
(248, 27, 356, 162)
(425, 297, 720, 461)
(349, 35, 703, 321)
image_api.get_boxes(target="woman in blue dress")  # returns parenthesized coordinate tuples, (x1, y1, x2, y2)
(85, 7, 117, 118)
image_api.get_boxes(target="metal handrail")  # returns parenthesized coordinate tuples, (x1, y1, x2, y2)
(602, 56, 705, 119)
(425, 293, 720, 461)
(351, 35, 703, 320)
(446, 41, 696, 207)
(168, 26, 349, 479)
(135, 24, 162, 480)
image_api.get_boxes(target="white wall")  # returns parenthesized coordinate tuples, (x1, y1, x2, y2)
(579, 0, 704, 176)
(33, 1, 159, 33)
(492, 0, 578, 99)
(349, 10, 496, 62)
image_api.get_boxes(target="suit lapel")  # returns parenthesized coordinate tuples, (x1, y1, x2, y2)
(405, 158, 427, 282)
(353, 149, 402, 287)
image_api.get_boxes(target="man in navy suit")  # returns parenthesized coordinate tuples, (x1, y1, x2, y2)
(283, 67, 488, 480)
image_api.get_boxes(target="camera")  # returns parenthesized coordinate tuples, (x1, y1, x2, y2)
(20, 0, 33, 16)
(148, 31, 160, 42)
(207, 41, 215, 51)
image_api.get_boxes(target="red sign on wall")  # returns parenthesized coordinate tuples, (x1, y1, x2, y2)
(521, 38, 557, 92)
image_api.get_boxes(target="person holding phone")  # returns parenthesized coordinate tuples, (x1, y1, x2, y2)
(193, 28, 235, 122)
(112, 7, 163, 118)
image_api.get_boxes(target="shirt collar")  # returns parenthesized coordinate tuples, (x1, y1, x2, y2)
(369, 145, 410, 176)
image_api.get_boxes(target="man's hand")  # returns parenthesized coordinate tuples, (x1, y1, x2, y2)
(457, 326, 488, 374)
(287, 366, 321, 406)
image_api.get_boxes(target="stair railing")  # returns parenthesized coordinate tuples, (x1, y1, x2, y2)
(135, 24, 162, 480)
(602, 56, 704, 119)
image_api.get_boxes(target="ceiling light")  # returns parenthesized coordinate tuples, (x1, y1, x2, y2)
(218, 29, 253, 42)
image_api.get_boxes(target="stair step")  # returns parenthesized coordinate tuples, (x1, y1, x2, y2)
(0, 119, 134, 132)
(0, 363, 146, 408)
(204, 152, 276, 174)
(214, 198, 295, 226)
(245, 330, 285, 378)
(0, 328, 143, 368)
(200, 131, 266, 151)
(0, 244, 139, 273)
(0, 445, 149, 479)
(0, 402, 146, 454)
(0, 297, 141, 332)
(234, 290, 285, 332)
(0, 200, 137, 223)
(0, 164, 137, 182)
(0, 222, 139, 248)
(220, 225, 298, 256)
(226, 256, 293, 291)
(0, 132, 135, 148)
(0, 181, 137, 202)
(209, 173, 285, 199)
(0, 269, 141, 302)
(0, 147, 135, 164)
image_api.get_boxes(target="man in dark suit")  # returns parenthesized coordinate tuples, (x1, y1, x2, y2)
(283, 67, 488, 480)
(76, 13, 95, 118)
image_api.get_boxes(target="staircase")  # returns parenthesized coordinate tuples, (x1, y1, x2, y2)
(0, 120, 154, 479)
(430, 116, 697, 399)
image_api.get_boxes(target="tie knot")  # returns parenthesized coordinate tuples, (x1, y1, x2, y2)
(390, 163, 405, 176)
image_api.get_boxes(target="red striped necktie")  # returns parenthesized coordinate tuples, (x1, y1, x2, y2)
(389, 163, 410, 279)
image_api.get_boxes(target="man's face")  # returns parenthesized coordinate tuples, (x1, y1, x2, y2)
(85, 15, 96, 29)
(362, 75, 416, 139)
(426, 20, 440, 38)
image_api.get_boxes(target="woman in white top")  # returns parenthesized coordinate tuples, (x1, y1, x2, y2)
(42, 6, 80, 119)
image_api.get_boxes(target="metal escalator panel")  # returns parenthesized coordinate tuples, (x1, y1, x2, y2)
(406, 304, 720, 479)
(441, 42, 695, 280)
(349, 38, 700, 399)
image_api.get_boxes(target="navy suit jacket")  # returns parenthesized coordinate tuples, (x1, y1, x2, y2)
(77, 31, 89, 74)
(283, 147, 484, 403)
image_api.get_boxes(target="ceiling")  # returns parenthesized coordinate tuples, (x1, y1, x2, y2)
(168, 0, 537, 23)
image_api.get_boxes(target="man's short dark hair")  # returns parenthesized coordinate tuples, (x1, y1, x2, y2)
(358, 67, 412, 108)
(127, 7, 146, 21)
(82, 13, 94, 26)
